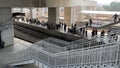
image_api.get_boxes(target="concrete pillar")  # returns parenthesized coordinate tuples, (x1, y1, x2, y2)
(29, 8, 37, 18)
(0, 7, 14, 47)
(64, 7, 76, 26)
(76, 6, 84, 21)
(32, 8, 44, 18)
(37, 8, 44, 18)
(29, 7, 33, 18)
(75, 7, 81, 21)
(39, 8, 44, 17)
(48, 7, 59, 24)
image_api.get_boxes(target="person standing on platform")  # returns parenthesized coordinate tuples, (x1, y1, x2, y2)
(101, 30, 105, 36)
(85, 22, 88, 27)
(112, 13, 118, 23)
(64, 23, 67, 32)
(95, 29, 98, 36)
(100, 30, 105, 42)
(89, 19, 92, 26)
(73, 24, 77, 34)
(91, 29, 94, 37)
(85, 30, 87, 37)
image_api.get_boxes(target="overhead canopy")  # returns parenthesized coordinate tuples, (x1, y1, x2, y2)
(12, 12, 25, 18)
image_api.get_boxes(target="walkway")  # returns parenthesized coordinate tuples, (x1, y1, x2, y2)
(77, 20, 120, 30)
(0, 38, 32, 68)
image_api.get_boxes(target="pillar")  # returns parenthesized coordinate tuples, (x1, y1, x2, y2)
(37, 8, 44, 18)
(74, 6, 85, 22)
(32, 8, 44, 18)
(0, 8, 14, 47)
(64, 7, 76, 26)
(29, 7, 33, 18)
(48, 7, 59, 24)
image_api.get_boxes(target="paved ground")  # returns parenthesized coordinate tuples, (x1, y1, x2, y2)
(0, 38, 33, 68)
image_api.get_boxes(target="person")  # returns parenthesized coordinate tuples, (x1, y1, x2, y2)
(112, 13, 118, 23)
(101, 30, 105, 36)
(85, 30, 87, 37)
(91, 29, 94, 37)
(80, 28, 83, 34)
(115, 34, 118, 41)
(64, 23, 67, 31)
(89, 19, 92, 26)
(95, 29, 98, 36)
(85, 22, 88, 27)
(68, 27, 70, 33)
(73, 24, 76, 34)
(82, 28, 85, 34)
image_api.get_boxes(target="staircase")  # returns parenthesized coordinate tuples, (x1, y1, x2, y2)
(77, 21, 120, 30)
(6, 35, 120, 68)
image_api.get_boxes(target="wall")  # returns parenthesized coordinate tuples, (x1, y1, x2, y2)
(0, 8, 14, 47)
(0, 0, 96, 7)
(46, 0, 97, 7)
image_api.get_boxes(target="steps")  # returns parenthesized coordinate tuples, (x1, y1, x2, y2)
(7, 36, 120, 68)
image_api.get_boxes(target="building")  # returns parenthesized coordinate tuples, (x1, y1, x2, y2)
(0, 0, 120, 68)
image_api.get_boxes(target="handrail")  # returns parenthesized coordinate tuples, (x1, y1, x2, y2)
(7, 32, 120, 67)
(66, 34, 120, 50)
(54, 41, 118, 56)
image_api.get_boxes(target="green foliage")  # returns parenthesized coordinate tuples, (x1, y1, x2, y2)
(103, 1, 120, 11)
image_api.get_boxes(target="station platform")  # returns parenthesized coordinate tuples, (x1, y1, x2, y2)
(14, 21, 83, 43)
(14, 20, 117, 41)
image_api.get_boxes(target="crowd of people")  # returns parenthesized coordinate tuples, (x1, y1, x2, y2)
(68, 24, 77, 34)
(77, 28, 87, 37)
(91, 28, 98, 37)
(14, 17, 69, 31)
(13, 16, 119, 41)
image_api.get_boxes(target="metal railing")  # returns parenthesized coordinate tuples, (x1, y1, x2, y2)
(7, 30, 120, 68)
(34, 37, 70, 53)
(66, 31, 120, 51)
(43, 37, 70, 47)
(55, 42, 119, 66)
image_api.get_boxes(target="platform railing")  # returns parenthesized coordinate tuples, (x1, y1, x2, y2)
(54, 42, 120, 67)
(7, 34, 120, 68)
(43, 37, 70, 46)
(7, 44, 55, 67)
(34, 37, 71, 52)
(7, 41, 120, 67)
(35, 41, 65, 53)
(67, 31, 120, 51)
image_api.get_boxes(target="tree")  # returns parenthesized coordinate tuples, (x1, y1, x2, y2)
(103, 1, 120, 11)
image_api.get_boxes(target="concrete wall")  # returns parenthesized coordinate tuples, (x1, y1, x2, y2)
(1, 26, 14, 47)
(0, 0, 40, 7)
(48, 8, 59, 24)
(46, 0, 97, 7)
(0, 8, 14, 47)
(0, 0, 96, 7)
(32, 8, 44, 18)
